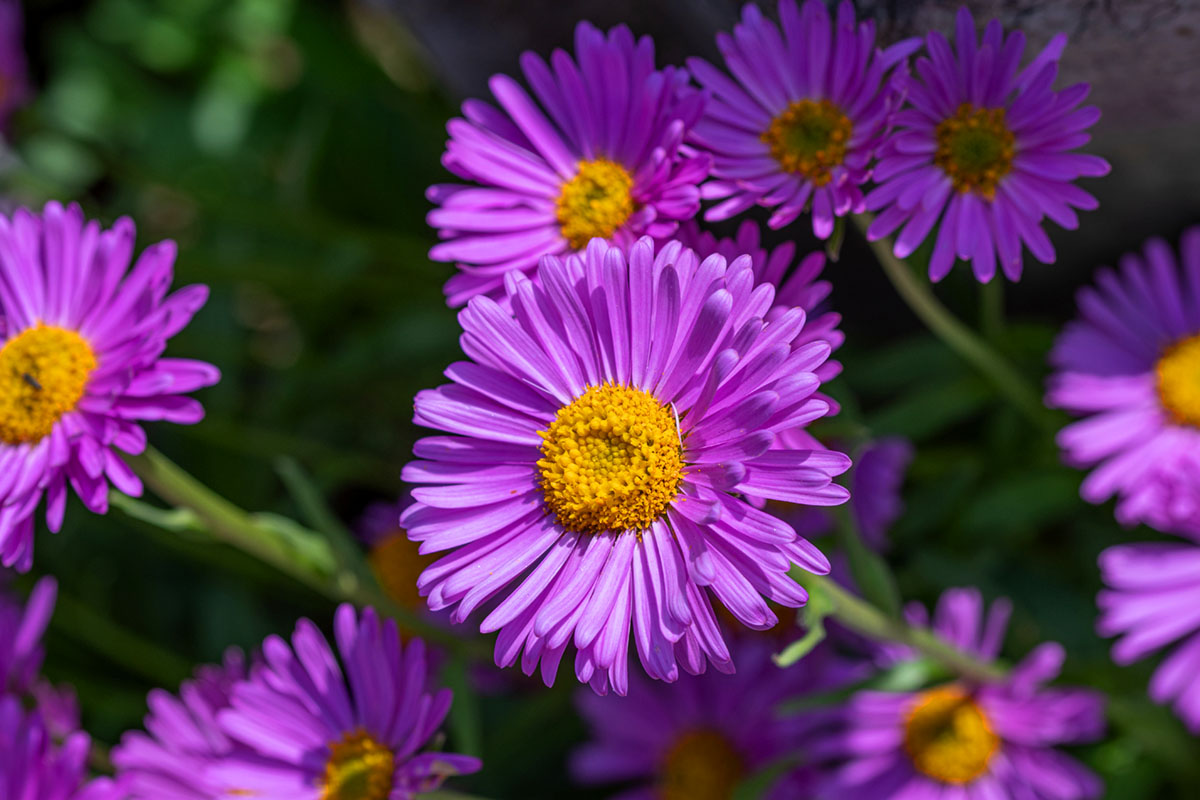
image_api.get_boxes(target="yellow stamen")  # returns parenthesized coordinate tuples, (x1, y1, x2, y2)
(0, 324, 97, 446)
(903, 686, 999, 785)
(1157, 333, 1200, 427)
(555, 159, 636, 249)
(368, 530, 432, 614)
(320, 729, 395, 800)
(761, 99, 853, 185)
(537, 383, 683, 535)
(934, 103, 1015, 200)
(659, 729, 745, 800)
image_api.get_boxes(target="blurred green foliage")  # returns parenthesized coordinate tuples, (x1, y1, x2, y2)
(2, 1, 1196, 798)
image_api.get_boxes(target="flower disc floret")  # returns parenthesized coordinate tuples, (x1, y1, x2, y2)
(660, 729, 744, 800)
(762, 100, 852, 186)
(0, 324, 96, 446)
(555, 160, 636, 250)
(1156, 333, 1200, 428)
(322, 729, 395, 800)
(538, 383, 683, 535)
(934, 104, 1015, 200)
(903, 687, 998, 784)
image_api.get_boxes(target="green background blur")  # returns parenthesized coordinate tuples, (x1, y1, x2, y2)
(3, 1, 1197, 797)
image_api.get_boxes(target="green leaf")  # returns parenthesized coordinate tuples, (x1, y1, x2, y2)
(773, 581, 833, 667)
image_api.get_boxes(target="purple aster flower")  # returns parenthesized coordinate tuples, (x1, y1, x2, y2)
(1046, 228, 1200, 536)
(211, 604, 481, 798)
(0, 574, 55, 693)
(865, 7, 1109, 282)
(1098, 542, 1200, 733)
(112, 649, 248, 800)
(824, 587, 1104, 799)
(0, 202, 220, 572)
(780, 437, 913, 552)
(427, 22, 709, 306)
(687, 0, 919, 237)
(0, 697, 124, 800)
(571, 639, 853, 800)
(403, 236, 848, 695)
(0, 0, 30, 133)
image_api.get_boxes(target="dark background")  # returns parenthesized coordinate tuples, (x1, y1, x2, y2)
(4, 1, 1200, 797)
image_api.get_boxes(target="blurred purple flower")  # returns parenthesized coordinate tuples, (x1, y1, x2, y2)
(823, 587, 1104, 798)
(1098, 542, 1200, 733)
(0, 0, 30, 133)
(1047, 228, 1200, 537)
(0, 696, 124, 800)
(865, 7, 1108, 282)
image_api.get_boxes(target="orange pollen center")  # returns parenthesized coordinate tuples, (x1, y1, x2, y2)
(0, 323, 97, 446)
(934, 103, 1015, 200)
(368, 530, 432, 614)
(761, 99, 853, 185)
(537, 383, 684, 535)
(659, 729, 745, 800)
(1156, 333, 1200, 427)
(555, 159, 636, 250)
(320, 729, 395, 800)
(903, 687, 999, 785)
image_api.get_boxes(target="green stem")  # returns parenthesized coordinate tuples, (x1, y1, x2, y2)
(800, 572, 1007, 684)
(852, 214, 1051, 430)
(123, 448, 489, 658)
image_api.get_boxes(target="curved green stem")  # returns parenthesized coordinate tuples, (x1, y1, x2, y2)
(123, 448, 489, 658)
(853, 214, 1053, 430)
(801, 572, 1007, 684)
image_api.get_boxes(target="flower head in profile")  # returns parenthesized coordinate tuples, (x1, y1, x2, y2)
(865, 7, 1108, 282)
(0, 202, 220, 572)
(688, 0, 918, 237)
(0, 0, 30, 132)
(403, 236, 848, 695)
(427, 22, 709, 306)
(571, 639, 853, 800)
(212, 604, 480, 798)
(1098, 541, 1200, 733)
(1047, 228, 1200, 536)
(112, 649, 248, 800)
(825, 588, 1104, 799)
(0, 697, 124, 800)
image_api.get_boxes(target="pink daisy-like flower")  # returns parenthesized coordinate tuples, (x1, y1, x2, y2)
(1098, 542, 1200, 733)
(212, 604, 481, 799)
(865, 7, 1109, 282)
(1046, 228, 1200, 536)
(824, 587, 1104, 799)
(0, 0, 30, 133)
(571, 639, 855, 800)
(0, 697, 124, 800)
(112, 649, 248, 800)
(687, 0, 919, 237)
(427, 22, 709, 306)
(0, 202, 220, 571)
(403, 236, 848, 695)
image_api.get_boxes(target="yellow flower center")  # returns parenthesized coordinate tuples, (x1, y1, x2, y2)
(555, 159, 636, 250)
(537, 383, 684, 535)
(0, 324, 97, 446)
(903, 687, 999, 785)
(761, 99, 853, 185)
(934, 104, 1015, 200)
(320, 729, 395, 800)
(1157, 333, 1200, 427)
(659, 729, 745, 800)
(368, 530, 431, 614)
